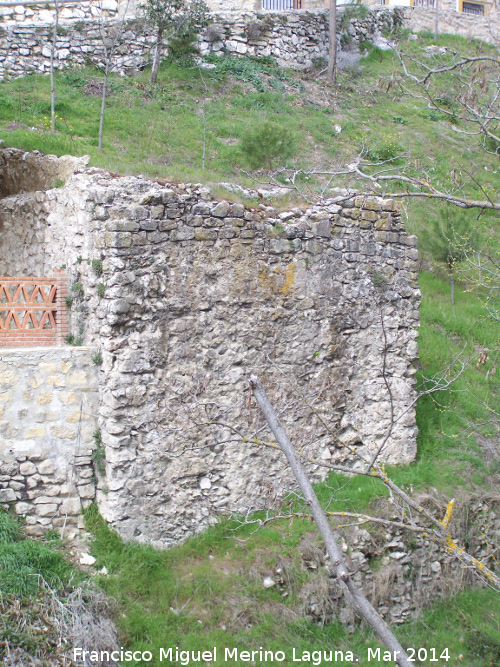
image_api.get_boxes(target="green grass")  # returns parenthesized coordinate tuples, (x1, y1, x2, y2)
(1, 34, 498, 199)
(0, 512, 73, 598)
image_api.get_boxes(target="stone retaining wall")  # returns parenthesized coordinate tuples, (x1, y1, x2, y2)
(0, 0, 122, 25)
(0, 8, 402, 79)
(0, 347, 98, 538)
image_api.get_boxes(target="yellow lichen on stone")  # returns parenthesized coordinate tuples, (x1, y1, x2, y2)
(280, 263, 295, 296)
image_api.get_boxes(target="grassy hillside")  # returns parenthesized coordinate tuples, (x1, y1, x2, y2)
(1, 25, 499, 667)
(1, 33, 498, 196)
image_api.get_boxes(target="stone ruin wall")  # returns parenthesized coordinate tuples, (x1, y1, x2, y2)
(0, 8, 402, 79)
(0, 149, 420, 547)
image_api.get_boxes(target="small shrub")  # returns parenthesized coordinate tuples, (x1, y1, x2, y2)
(241, 122, 297, 170)
(97, 283, 106, 297)
(71, 282, 84, 297)
(91, 351, 103, 365)
(167, 27, 201, 63)
(60, 69, 87, 87)
(392, 116, 408, 125)
(92, 430, 106, 477)
(340, 33, 351, 49)
(372, 271, 388, 288)
(44, 529, 61, 542)
(484, 135, 500, 155)
(268, 223, 285, 237)
(91, 259, 103, 275)
(366, 136, 405, 163)
(312, 56, 327, 70)
(65, 333, 83, 346)
(339, 2, 370, 31)
(77, 255, 83, 264)
(434, 95, 459, 111)
(64, 295, 73, 309)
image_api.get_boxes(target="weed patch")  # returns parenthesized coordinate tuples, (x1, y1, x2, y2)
(0, 512, 73, 598)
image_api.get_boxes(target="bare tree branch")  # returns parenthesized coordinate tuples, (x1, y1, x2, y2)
(249, 374, 415, 667)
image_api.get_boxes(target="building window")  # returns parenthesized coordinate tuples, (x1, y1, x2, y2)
(262, 0, 302, 8)
(461, 1, 485, 14)
(413, 0, 437, 8)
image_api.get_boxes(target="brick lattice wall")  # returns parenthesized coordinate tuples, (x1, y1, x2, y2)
(0, 270, 69, 347)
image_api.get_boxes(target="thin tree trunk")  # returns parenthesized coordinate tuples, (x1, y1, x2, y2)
(50, 0, 59, 134)
(98, 67, 109, 153)
(450, 272, 455, 304)
(150, 26, 164, 86)
(198, 65, 208, 170)
(434, 0, 439, 40)
(249, 375, 414, 667)
(327, 0, 337, 84)
(95, 0, 130, 153)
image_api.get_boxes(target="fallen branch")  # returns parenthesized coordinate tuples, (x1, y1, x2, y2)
(249, 374, 414, 667)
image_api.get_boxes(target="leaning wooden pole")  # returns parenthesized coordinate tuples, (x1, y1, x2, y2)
(249, 375, 414, 667)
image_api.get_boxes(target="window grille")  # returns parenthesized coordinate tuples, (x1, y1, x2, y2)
(462, 1, 485, 14)
(261, 0, 302, 10)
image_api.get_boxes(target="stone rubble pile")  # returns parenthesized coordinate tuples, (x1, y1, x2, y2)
(301, 497, 500, 626)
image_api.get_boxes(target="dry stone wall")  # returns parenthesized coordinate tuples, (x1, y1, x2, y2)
(0, 149, 420, 547)
(0, 347, 98, 538)
(0, 0, 121, 25)
(0, 8, 402, 79)
(300, 495, 500, 626)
